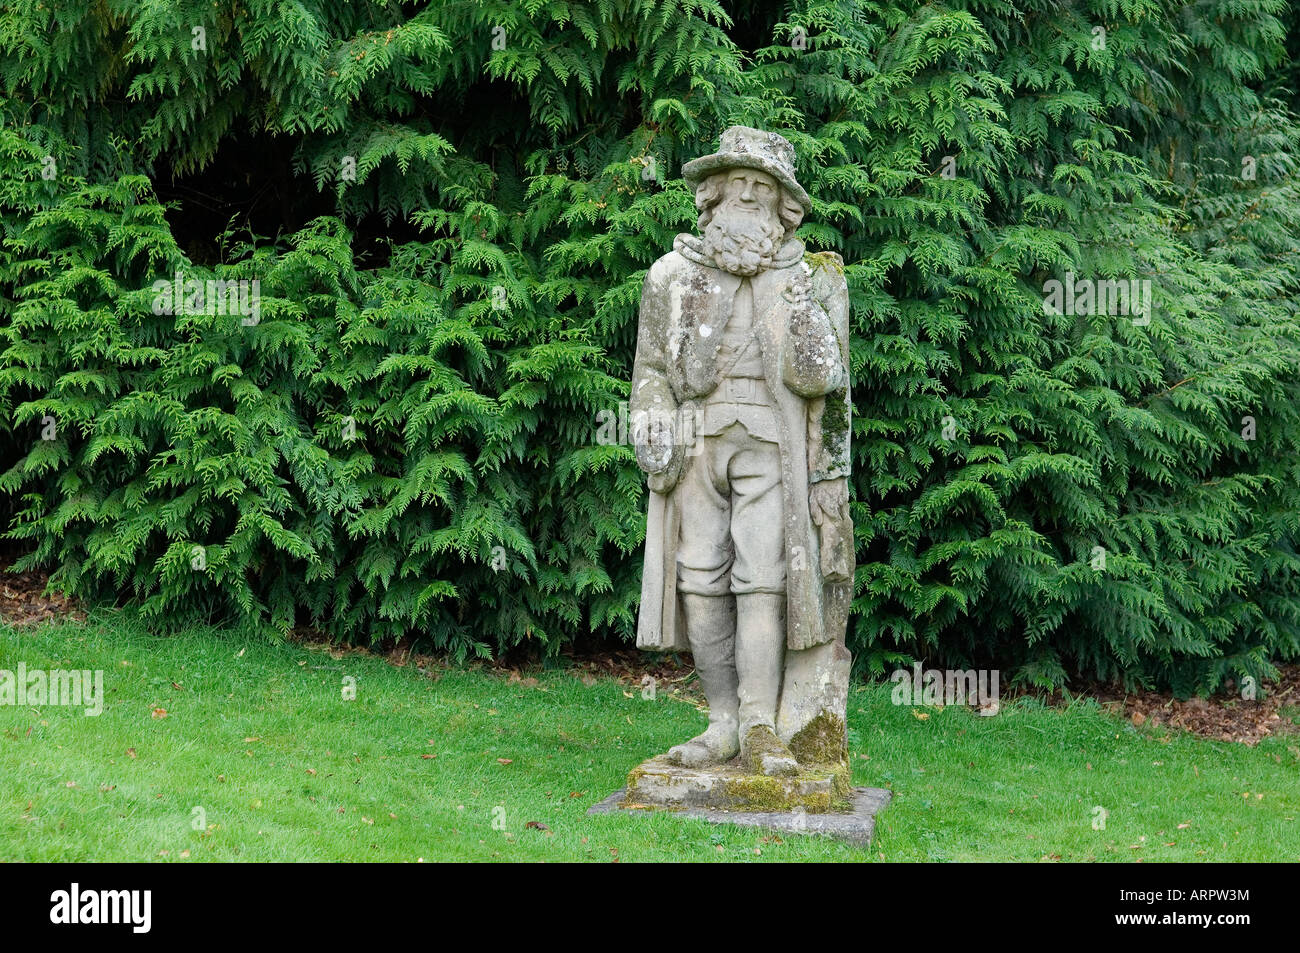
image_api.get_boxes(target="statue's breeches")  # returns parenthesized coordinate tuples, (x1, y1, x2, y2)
(674, 421, 785, 596)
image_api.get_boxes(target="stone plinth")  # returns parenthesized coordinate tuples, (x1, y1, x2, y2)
(622, 754, 851, 814)
(590, 775, 890, 847)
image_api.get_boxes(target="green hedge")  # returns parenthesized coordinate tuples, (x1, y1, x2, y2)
(2, 1, 1298, 692)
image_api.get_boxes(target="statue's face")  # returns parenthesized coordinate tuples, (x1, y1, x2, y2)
(699, 167, 785, 276)
(720, 169, 781, 220)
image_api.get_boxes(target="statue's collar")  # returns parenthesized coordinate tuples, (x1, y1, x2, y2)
(673, 233, 806, 272)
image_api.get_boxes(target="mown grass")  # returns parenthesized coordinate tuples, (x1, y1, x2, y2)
(2, 613, 1297, 861)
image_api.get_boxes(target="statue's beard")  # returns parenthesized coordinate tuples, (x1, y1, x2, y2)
(701, 203, 784, 276)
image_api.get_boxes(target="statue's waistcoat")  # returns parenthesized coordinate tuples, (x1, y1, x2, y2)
(667, 261, 799, 405)
(695, 278, 780, 442)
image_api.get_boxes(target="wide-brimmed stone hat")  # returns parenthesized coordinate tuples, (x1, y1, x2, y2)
(681, 125, 812, 213)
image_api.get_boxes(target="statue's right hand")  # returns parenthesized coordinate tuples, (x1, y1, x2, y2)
(632, 409, 676, 474)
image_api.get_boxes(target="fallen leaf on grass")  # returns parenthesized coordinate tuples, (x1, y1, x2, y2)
(151, 708, 167, 719)
(126, 748, 137, 759)
(496, 758, 512, 765)
(524, 821, 551, 833)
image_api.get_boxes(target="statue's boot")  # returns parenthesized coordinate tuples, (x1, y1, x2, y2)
(667, 594, 740, 767)
(736, 592, 799, 777)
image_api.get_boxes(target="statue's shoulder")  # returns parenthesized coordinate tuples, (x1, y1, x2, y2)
(647, 249, 691, 282)
(645, 247, 713, 300)
(640, 251, 696, 322)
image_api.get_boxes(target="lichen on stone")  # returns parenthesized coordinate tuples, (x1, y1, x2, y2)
(814, 385, 851, 474)
(803, 250, 846, 276)
(621, 752, 853, 814)
(722, 774, 831, 813)
(789, 709, 849, 767)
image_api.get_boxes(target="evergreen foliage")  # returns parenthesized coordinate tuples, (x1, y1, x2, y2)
(1, 1, 1297, 691)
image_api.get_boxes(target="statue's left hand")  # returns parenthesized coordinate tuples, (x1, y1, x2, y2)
(783, 277, 813, 309)
(809, 478, 849, 528)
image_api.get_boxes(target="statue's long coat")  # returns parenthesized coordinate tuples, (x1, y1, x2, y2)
(632, 234, 853, 654)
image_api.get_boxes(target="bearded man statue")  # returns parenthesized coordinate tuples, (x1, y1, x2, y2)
(631, 127, 855, 780)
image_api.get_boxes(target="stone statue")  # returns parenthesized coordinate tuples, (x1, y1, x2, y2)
(631, 126, 855, 792)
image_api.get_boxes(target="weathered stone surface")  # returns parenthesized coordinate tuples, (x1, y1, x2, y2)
(777, 639, 851, 752)
(623, 754, 851, 813)
(590, 784, 891, 848)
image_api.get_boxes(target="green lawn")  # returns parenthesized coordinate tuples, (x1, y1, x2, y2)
(2, 613, 1297, 862)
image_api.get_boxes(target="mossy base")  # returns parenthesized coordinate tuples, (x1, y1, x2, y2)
(788, 711, 848, 765)
(622, 753, 852, 814)
(591, 783, 890, 846)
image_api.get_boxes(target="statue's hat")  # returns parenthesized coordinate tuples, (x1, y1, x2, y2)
(681, 126, 811, 213)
